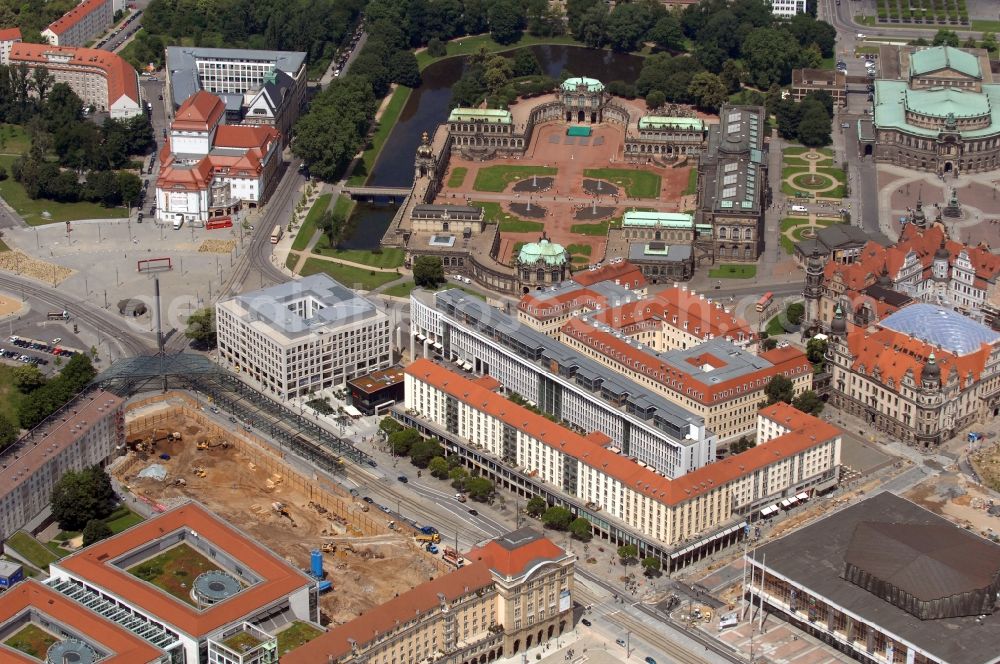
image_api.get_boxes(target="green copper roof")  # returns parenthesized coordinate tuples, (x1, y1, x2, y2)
(448, 108, 512, 124)
(639, 117, 704, 131)
(622, 210, 694, 228)
(561, 77, 604, 93)
(909, 46, 981, 80)
(518, 239, 567, 266)
(873, 80, 1000, 138)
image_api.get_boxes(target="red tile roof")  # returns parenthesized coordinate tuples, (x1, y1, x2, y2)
(280, 563, 493, 664)
(560, 317, 810, 405)
(55, 502, 313, 637)
(465, 537, 566, 578)
(0, 27, 21, 41)
(0, 580, 163, 664)
(590, 287, 755, 343)
(172, 91, 225, 132)
(572, 261, 647, 290)
(45, 0, 110, 36)
(518, 287, 616, 321)
(156, 157, 214, 191)
(9, 42, 139, 104)
(214, 124, 279, 150)
(405, 359, 840, 507)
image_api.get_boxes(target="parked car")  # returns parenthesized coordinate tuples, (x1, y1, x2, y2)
(581, 618, 592, 627)
(362, 496, 374, 504)
(397, 475, 408, 483)
(467, 509, 478, 516)
(616, 638, 626, 647)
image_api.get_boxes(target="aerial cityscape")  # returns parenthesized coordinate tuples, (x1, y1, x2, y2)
(0, 0, 998, 663)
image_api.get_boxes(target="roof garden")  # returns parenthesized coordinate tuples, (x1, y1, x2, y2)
(126, 542, 233, 607)
(4, 623, 59, 660)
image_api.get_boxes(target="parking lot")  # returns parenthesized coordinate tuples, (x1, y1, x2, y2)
(1, 333, 82, 371)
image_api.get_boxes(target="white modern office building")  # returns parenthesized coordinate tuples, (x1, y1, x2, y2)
(410, 289, 715, 478)
(217, 274, 391, 399)
(771, 0, 807, 17)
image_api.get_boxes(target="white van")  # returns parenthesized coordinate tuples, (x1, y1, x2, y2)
(719, 613, 740, 631)
(173, 218, 183, 230)
(791, 204, 808, 213)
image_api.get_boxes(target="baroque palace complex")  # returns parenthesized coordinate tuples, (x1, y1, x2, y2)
(381, 77, 769, 295)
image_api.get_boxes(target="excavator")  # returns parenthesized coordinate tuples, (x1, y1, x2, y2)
(196, 440, 230, 451)
(272, 502, 297, 527)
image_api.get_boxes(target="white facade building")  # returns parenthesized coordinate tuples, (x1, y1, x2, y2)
(42, 0, 114, 47)
(217, 274, 392, 399)
(0, 27, 20, 65)
(410, 289, 715, 478)
(771, 0, 807, 17)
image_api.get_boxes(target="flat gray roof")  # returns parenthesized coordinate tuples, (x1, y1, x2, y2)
(230, 274, 379, 336)
(166, 46, 306, 108)
(524, 279, 639, 307)
(753, 492, 1000, 664)
(659, 338, 774, 386)
(434, 289, 704, 441)
(628, 243, 693, 262)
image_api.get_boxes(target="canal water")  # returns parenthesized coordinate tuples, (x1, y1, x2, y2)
(341, 44, 644, 250)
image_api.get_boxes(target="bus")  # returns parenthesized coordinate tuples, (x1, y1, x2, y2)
(755, 292, 774, 312)
(270, 225, 282, 244)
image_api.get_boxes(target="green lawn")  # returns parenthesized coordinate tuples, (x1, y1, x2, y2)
(0, 124, 30, 154)
(323, 248, 405, 268)
(447, 167, 468, 188)
(566, 243, 592, 256)
(105, 506, 144, 534)
(300, 258, 400, 291)
(0, 155, 129, 225)
(348, 85, 412, 186)
(473, 165, 557, 192)
(682, 168, 698, 196)
(382, 280, 485, 299)
(277, 622, 325, 656)
(766, 314, 788, 336)
(582, 168, 661, 198)
(285, 252, 300, 271)
(972, 20, 1000, 32)
(783, 146, 832, 159)
(500, 218, 544, 232)
(5, 623, 59, 659)
(0, 365, 25, 428)
(129, 543, 225, 606)
(292, 193, 332, 251)
(6, 532, 60, 571)
(780, 217, 810, 232)
(569, 221, 610, 236)
(471, 200, 544, 232)
(0, 237, 8, 252)
(708, 264, 757, 279)
(817, 167, 847, 185)
(415, 33, 582, 70)
(780, 235, 795, 255)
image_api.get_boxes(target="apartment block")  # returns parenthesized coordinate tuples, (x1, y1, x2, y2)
(560, 320, 812, 440)
(42, 0, 114, 47)
(0, 390, 123, 541)
(217, 274, 391, 399)
(405, 359, 841, 548)
(0, 27, 21, 65)
(411, 289, 716, 478)
(283, 529, 574, 663)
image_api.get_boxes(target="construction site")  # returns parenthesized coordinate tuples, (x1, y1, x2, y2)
(113, 392, 445, 626)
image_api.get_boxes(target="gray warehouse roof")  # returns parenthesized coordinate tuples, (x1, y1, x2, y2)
(753, 492, 1000, 664)
(434, 289, 704, 442)
(166, 46, 306, 108)
(232, 274, 379, 336)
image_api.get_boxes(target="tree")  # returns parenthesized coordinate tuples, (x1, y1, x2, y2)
(51, 467, 117, 531)
(426, 37, 447, 58)
(0, 413, 17, 453)
(932, 29, 960, 47)
(449, 466, 469, 490)
(642, 556, 662, 576)
(786, 302, 805, 326)
(792, 390, 823, 415)
(645, 90, 665, 110)
(569, 517, 592, 541)
(741, 27, 801, 88)
(511, 49, 542, 77)
(11, 364, 46, 392)
(719, 59, 745, 93)
(184, 307, 216, 347)
(488, 0, 524, 45)
(428, 456, 450, 479)
(649, 14, 684, 52)
(730, 435, 755, 454)
(379, 417, 404, 438)
(687, 71, 728, 112)
(414, 256, 445, 288)
(806, 337, 828, 364)
(617, 543, 639, 564)
(60, 353, 95, 391)
(526, 496, 547, 517)
(409, 438, 444, 468)
(796, 98, 832, 147)
(541, 505, 574, 530)
(82, 518, 113, 546)
(465, 476, 494, 501)
(765, 375, 795, 405)
(774, 98, 802, 140)
(389, 428, 422, 456)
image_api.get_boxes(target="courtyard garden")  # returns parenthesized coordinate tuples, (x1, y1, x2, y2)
(128, 543, 228, 606)
(472, 165, 557, 192)
(582, 168, 661, 198)
(780, 147, 847, 200)
(5, 624, 59, 659)
(473, 201, 544, 233)
(779, 215, 844, 254)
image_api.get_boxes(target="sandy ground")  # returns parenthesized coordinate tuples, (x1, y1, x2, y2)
(905, 470, 1000, 540)
(0, 293, 24, 317)
(119, 412, 441, 626)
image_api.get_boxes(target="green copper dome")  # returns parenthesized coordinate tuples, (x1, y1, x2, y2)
(518, 239, 568, 266)
(561, 77, 604, 93)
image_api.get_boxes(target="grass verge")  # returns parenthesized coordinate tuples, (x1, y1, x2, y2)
(105, 506, 144, 534)
(569, 221, 609, 236)
(6, 532, 60, 571)
(682, 167, 698, 196)
(300, 259, 400, 291)
(473, 165, 557, 192)
(348, 85, 412, 186)
(292, 193, 332, 251)
(780, 217, 810, 232)
(707, 264, 757, 279)
(285, 252, 300, 271)
(323, 248, 405, 268)
(582, 168, 661, 198)
(382, 280, 485, 299)
(0, 364, 25, 427)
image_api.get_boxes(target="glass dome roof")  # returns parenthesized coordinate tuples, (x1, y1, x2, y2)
(880, 304, 1000, 356)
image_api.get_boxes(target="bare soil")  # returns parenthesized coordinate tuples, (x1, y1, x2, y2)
(118, 411, 440, 626)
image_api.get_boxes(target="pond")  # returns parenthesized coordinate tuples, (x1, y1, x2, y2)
(340, 44, 645, 249)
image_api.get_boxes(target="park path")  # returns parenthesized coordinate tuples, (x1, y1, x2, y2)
(290, 231, 323, 273)
(782, 149, 841, 201)
(293, 250, 408, 274)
